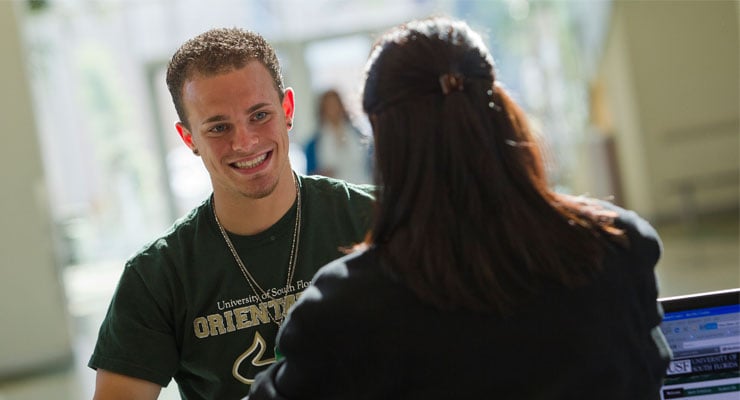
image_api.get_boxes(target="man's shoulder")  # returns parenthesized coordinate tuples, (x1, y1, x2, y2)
(128, 199, 211, 266)
(300, 174, 376, 201)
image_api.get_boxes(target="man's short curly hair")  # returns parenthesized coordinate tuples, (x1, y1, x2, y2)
(166, 27, 284, 128)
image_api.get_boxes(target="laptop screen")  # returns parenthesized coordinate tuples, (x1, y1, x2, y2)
(658, 289, 740, 399)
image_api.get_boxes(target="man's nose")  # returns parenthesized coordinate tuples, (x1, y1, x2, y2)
(232, 124, 259, 152)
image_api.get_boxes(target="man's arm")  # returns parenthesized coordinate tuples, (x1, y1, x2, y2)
(93, 369, 162, 400)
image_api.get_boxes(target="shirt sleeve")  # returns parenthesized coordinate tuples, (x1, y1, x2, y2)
(248, 283, 331, 399)
(607, 202, 672, 384)
(88, 261, 180, 387)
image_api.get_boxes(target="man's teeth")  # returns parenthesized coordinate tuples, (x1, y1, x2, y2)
(234, 153, 267, 169)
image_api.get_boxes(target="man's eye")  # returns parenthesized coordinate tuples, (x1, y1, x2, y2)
(253, 111, 268, 121)
(209, 124, 228, 133)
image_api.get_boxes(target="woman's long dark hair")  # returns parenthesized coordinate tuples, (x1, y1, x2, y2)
(362, 17, 625, 314)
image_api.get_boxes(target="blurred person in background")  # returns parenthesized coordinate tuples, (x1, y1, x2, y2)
(304, 89, 372, 184)
(88, 27, 374, 400)
(249, 17, 670, 399)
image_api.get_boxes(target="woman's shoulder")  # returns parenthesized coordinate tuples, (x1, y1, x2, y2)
(311, 247, 381, 290)
(284, 248, 383, 328)
(581, 196, 663, 268)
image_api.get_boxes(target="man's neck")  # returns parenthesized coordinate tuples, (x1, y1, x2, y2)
(213, 170, 297, 236)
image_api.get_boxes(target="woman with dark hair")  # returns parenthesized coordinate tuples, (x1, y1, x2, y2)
(249, 17, 670, 399)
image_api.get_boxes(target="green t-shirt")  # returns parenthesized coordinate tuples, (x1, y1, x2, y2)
(89, 175, 375, 399)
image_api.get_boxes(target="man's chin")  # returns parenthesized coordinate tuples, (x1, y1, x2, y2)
(239, 179, 280, 200)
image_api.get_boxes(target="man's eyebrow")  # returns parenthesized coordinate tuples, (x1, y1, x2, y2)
(245, 102, 271, 114)
(203, 114, 228, 124)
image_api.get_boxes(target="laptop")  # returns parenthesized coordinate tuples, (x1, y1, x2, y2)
(658, 288, 740, 399)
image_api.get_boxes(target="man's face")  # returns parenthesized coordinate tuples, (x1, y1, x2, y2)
(176, 61, 294, 201)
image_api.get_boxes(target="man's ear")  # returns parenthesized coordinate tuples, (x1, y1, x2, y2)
(282, 88, 295, 129)
(176, 122, 196, 151)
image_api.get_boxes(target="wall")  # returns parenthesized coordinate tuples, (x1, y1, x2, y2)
(0, 1, 73, 377)
(593, 0, 739, 221)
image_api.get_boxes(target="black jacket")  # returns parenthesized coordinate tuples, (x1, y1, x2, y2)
(249, 203, 671, 399)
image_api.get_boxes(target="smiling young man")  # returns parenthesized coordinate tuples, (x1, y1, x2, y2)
(88, 28, 374, 400)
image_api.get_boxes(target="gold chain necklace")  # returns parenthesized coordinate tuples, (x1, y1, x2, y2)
(213, 174, 301, 327)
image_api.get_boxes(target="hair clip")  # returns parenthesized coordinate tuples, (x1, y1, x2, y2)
(439, 73, 465, 95)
